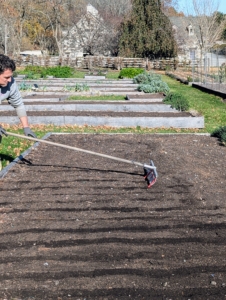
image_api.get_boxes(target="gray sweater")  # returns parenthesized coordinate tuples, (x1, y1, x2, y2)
(0, 78, 27, 117)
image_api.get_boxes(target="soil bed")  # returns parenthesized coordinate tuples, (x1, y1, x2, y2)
(0, 133, 226, 299)
(0, 111, 191, 117)
(23, 95, 69, 100)
(127, 93, 164, 100)
(1, 101, 164, 105)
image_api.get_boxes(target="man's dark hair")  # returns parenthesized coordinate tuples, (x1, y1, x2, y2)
(0, 54, 16, 74)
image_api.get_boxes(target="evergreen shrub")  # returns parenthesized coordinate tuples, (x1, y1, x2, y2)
(211, 126, 226, 145)
(118, 68, 144, 79)
(137, 81, 169, 93)
(135, 72, 170, 94)
(119, 0, 177, 58)
(133, 72, 162, 84)
(163, 92, 190, 111)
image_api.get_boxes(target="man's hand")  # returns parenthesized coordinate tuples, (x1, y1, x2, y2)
(0, 125, 7, 137)
(23, 127, 37, 138)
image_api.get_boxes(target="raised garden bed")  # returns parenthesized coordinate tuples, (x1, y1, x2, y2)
(0, 133, 226, 299)
(84, 75, 106, 80)
(192, 83, 226, 99)
(127, 93, 165, 100)
(0, 110, 204, 128)
(0, 111, 189, 117)
(1, 102, 177, 113)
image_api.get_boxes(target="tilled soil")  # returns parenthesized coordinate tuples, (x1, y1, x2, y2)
(0, 111, 191, 117)
(0, 133, 226, 300)
(0, 101, 166, 106)
(127, 94, 165, 100)
(23, 95, 71, 99)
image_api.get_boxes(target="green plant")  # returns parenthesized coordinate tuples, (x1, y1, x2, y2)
(118, 0, 177, 58)
(134, 71, 170, 93)
(64, 83, 90, 92)
(163, 92, 190, 111)
(75, 83, 89, 92)
(211, 126, 226, 145)
(41, 66, 73, 78)
(133, 71, 161, 84)
(63, 85, 73, 92)
(219, 63, 226, 83)
(118, 68, 144, 79)
(187, 76, 193, 82)
(137, 82, 168, 93)
(17, 66, 73, 78)
(133, 72, 149, 84)
(18, 66, 44, 75)
(18, 81, 32, 91)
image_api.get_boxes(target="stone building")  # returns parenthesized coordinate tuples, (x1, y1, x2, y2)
(169, 16, 202, 63)
(62, 4, 107, 58)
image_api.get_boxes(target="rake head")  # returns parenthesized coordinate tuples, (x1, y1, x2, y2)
(143, 160, 158, 188)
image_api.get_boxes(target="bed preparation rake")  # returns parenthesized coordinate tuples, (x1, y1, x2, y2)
(6, 132, 158, 188)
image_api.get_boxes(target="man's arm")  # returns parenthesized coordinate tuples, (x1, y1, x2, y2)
(19, 116, 29, 128)
(19, 116, 36, 137)
(7, 79, 37, 137)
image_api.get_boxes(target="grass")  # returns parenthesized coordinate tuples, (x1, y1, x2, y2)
(106, 70, 121, 80)
(162, 75, 226, 132)
(72, 69, 86, 78)
(1, 71, 226, 169)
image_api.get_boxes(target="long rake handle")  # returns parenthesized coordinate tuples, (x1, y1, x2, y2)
(6, 132, 156, 170)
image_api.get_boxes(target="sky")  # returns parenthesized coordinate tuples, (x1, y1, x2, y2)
(178, 0, 226, 14)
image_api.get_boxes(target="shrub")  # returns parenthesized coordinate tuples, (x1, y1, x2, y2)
(163, 92, 190, 111)
(133, 72, 149, 84)
(211, 126, 226, 145)
(118, 68, 144, 79)
(137, 81, 170, 93)
(41, 66, 73, 78)
(133, 72, 161, 84)
(134, 71, 170, 93)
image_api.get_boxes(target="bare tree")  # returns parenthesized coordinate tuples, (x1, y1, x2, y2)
(0, 0, 34, 54)
(83, 0, 132, 55)
(185, 0, 226, 55)
(31, 0, 86, 56)
(87, 0, 132, 17)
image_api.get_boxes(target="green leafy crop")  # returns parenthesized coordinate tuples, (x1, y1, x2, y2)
(118, 68, 145, 79)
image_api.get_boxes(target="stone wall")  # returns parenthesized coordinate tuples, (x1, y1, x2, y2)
(13, 55, 178, 70)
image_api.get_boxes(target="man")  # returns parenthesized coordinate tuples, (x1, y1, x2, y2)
(0, 54, 36, 140)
